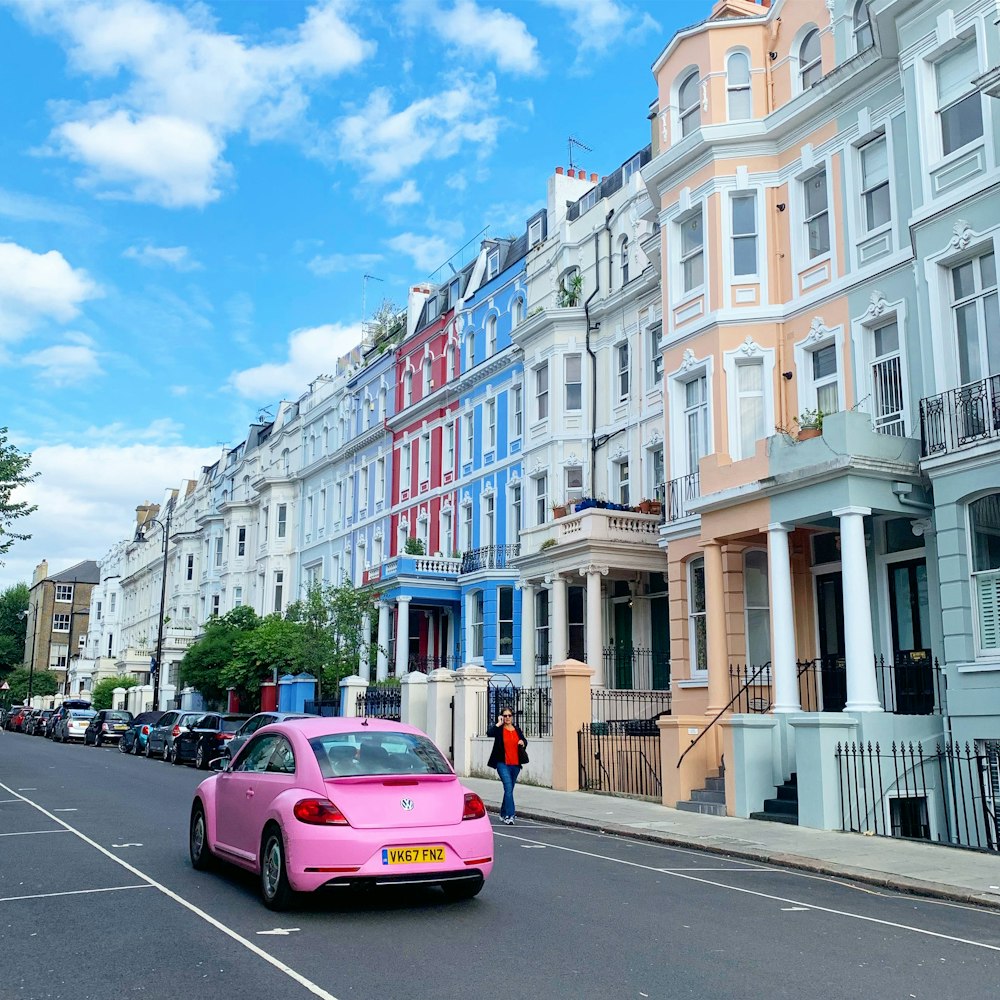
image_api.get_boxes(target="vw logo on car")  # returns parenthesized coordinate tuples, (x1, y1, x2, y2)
(401, 798, 414, 811)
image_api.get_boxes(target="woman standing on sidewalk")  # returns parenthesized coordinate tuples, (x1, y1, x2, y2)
(487, 707, 528, 825)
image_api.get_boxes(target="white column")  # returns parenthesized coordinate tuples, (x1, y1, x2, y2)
(442, 610, 453, 668)
(519, 582, 536, 687)
(400, 671, 428, 732)
(549, 574, 568, 665)
(376, 601, 390, 681)
(834, 506, 882, 713)
(768, 523, 800, 713)
(394, 596, 411, 678)
(583, 566, 607, 687)
(425, 612, 436, 668)
(340, 675, 369, 717)
(359, 612, 372, 682)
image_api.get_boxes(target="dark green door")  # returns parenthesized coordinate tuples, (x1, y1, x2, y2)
(650, 595, 671, 690)
(613, 602, 633, 688)
(816, 572, 847, 712)
(888, 559, 934, 713)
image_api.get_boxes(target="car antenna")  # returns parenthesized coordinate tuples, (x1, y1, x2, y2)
(361, 717, 369, 726)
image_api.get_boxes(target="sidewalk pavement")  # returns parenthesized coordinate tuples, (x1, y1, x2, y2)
(463, 775, 1000, 911)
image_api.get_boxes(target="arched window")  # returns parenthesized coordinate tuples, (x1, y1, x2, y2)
(744, 550, 771, 669)
(799, 29, 822, 90)
(465, 330, 476, 368)
(688, 557, 707, 673)
(403, 371, 413, 407)
(853, 2, 873, 52)
(678, 70, 701, 137)
(619, 236, 630, 286)
(558, 267, 581, 307)
(726, 51, 752, 120)
(422, 356, 432, 395)
(971, 494, 1000, 651)
(486, 315, 498, 355)
(511, 297, 524, 329)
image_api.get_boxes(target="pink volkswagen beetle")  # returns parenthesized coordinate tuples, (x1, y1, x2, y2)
(189, 717, 493, 910)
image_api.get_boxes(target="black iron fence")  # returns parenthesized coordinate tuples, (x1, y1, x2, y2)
(835, 740, 999, 852)
(304, 697, 341, 717)
(591, 688, 672, 726)
(460, 544, 520, 573)
(602, 646, 670, 690)
(356, 685, 401, 721)
(579, 723, 662, 799)
(663, 472, 700, 522)
(919, 374, 1000, 456)
(477, 681, 552, 737)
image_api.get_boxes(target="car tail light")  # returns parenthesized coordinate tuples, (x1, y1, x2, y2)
(141, 725, 150, 736)
(293, 798, 349, 826)
(462, 793, 486, 821)
(171, 724, 181, 737)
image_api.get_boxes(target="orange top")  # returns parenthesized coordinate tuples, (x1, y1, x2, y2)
(503, 727, 520, 766)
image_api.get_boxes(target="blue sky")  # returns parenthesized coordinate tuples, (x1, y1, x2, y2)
(0, 0, 710, 590)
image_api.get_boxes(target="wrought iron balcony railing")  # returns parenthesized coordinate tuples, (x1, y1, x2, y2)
(663, 472, 700, 522)
(919, 374, 1000, 457)
(460, 543, 520, 573)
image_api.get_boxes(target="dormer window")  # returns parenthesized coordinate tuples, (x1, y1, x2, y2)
(799, 29, 822, 90)
(678, 70, 701, 137)
(528, 217, 543, 247)
(853, 2, 873, 52)
(449, 278, 461, 306)
(487, 248, 500, 279)
(622, 153, 642, 182)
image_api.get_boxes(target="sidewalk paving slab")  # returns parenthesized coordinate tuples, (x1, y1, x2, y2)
(464, 776, 1000, 911)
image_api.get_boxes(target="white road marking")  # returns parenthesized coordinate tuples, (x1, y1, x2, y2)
(111, 842, 143, 848)
(656, 867, 770, 873)
(257, 928, 301, 936)
(0, 829, 69, 838)
(0, 780, 341, 1000)
(495, 831, 1000, 953)
(0, 885, 152, 904)
(0, 798, 27, 803)
(16, 788, 37, 791)
(53, 808, 78, 812)
(520, 844, 547, 849)
(781, 907, 811, 911)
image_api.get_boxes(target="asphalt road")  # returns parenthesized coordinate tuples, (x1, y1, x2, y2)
(1, 731, 999, 1000)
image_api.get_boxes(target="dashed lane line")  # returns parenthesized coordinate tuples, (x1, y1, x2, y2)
(0, 780, 341, 1000)
(0, 829, 70, 837)
(495, 830, 1000, 953)
(0, 885, 152, 904)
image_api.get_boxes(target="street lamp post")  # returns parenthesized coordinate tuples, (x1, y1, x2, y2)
(136, 500, 173, 713)
(17, 603, 38, 704)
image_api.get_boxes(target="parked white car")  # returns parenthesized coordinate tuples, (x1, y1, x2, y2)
(52, 709, 97, 743)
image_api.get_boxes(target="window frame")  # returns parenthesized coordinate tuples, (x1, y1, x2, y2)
(798, 28, 822, 91)
(743, 548, 771, 670)
(801, 167, 831, 262)
(969, 494, 1000, 655)
(678, 206, 705, 295)
(468, 590, 485, 660)
(565, 354, 583, 411)
(726, 49, 752, 121)
(858, 134, 891, 237)
(688, 557, 708, 677)
(677, 69, 701, 138)
(497, 586, 515, 661)
(535, 362, 549, 421)
(852, 1, 874, 53)
(934, 37, 984, 161)
(616, 342, 630, 400)
(730, 191, 759, 278)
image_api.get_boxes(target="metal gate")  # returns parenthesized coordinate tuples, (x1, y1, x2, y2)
(578, 721, 662, 800)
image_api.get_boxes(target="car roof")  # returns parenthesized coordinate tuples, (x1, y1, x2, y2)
(263, 717, 427, 739)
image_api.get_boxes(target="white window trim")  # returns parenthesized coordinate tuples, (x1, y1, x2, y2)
(674, 66, 702, 141)
(616, 340, 630, 401)
(794, 319, 846, 418)
(509, 382, 523, 441)
(487, 248, 500, 279)
(792, 159, 836, 277)
(725, 48, 752, 122)
(674, 203, 707, 304)
(852, 1, 874, 55)
(724, 187, 765, 292)
(467, 590, 485, 662)
(849, 127, 897, 266)
(668, 352, 714, 481)
(791, 24, 823, 96)
(723, 338, 775, 462)
(850, 294, 911, 437)
(688, 557, 708, 678)
(969, 494, 1000, 656)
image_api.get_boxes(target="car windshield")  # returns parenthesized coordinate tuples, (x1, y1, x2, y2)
(310, 732, 453, 778)
(70, 710, 96, 719)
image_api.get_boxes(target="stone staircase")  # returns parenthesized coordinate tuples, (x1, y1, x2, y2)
(675, 767, 726, 816)
(749, 773, 799, 825)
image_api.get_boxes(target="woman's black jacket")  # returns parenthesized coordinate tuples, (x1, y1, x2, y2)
(485, 723, 529, 768)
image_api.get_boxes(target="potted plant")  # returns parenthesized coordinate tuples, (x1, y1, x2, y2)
(540, 538, 557, 551)
(557, 273, 583, 308)
(795, 409, 824, 440)
(637, 498, 663, 515)
(551, 499, 568, 518)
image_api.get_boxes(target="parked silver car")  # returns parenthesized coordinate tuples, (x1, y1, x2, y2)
(145, 710, 202, 760)
(225, 711, 314, 759)
(52, 709, 97, 743)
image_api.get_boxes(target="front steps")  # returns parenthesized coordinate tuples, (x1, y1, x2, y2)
(749, 773, 799, 825)
(676, 768, 726, 816)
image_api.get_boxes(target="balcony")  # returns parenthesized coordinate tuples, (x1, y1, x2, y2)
(461, 544, 520, 573)
(662, 472, 700, 522)
(919, 375, 1000, 457)
(374, 554, 463, 585)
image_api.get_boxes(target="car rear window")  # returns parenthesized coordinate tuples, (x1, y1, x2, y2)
(107, 712, 132, 722)
(70, 710, 96, 719)
(310, 732, 452, 778)
(221, 718, 247, 732)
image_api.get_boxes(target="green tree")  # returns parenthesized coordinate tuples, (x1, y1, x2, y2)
(91, 675, 139, 711)
(222, 615, 306, 704)
(0, 428, 39, 562)
(179, 607, 261, 704)
(1, 667, 57, 706)
(0, 582, 29, 676)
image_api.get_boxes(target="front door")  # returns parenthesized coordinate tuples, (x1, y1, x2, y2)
(613, 601, 633, 689)
(816, 572, 847, 712)
(887, 558, 934, 714)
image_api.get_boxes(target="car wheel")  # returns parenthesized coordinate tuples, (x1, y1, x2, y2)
(170, 744, 182, 765)
(162, 742, 171, 762)
(144, 740, 153, 758)
(260, 826, 295, 911)
(189, 802, 213, 871)
(118, 737, 130, 755)
(442, 876, 485, 901)
(195, 744, 207, 770)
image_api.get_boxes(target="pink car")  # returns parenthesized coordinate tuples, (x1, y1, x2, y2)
(189, 717, 493, 910)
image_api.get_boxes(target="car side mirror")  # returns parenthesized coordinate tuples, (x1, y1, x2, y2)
(209, 757, 229, 772)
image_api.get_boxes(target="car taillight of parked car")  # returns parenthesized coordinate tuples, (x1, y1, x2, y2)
(141, 725, 150, 735)
(292, 798, 349, 826)
(171, 725, 181, 737)
(462, 793, 486, 820)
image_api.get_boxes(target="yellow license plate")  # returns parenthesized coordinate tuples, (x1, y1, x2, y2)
(381, 845, 446, 865)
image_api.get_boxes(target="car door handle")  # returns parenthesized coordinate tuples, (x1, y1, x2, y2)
(245, 789, 255, 799)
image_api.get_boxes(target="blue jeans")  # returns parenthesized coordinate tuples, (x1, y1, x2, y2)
(496, 762, 521, 819)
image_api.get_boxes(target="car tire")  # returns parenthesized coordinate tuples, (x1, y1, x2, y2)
(260, 826, 295, 911)
(162, 743, 171, 762)
(144, 740, 153, 758)
(118, 737, 130, 755)
(195, 744, 207, 770)
(189, 802, 213, 872)
(442, 876, 485, 901)
(170, 744, 182, 765)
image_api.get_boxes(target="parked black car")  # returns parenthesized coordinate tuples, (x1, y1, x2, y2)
(119, 710, 166, 755)
(171, 712, 252, 768)
(84, 710, 134, 747)
(28, 709, 54, 736)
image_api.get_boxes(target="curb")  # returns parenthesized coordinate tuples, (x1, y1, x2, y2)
(486, 805, 1000, 912)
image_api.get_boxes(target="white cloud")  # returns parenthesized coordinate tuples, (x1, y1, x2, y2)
(22, 333, 103, 386)
(11, 0, 375, 208)
(384, 179, 422, 207)
(228, 323, 364, 399)
(0, 241, 100, 341)
(123, 242, 202, 271)
(0, 433, 219, 589)
(538, 0, 658, 60)
(446, 172, 468, 192)
(307, 252, 384, 276)
(335, 75, 502, 183)
(400, 0, 540, 75)
(0, 187, 90, 226)
(386, 232, 454, 273)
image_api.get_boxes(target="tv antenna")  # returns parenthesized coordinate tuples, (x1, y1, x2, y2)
(362, 273, 383, 343)
(568, 135, 592, 171)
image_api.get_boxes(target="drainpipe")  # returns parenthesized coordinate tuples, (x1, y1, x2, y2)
(584, 210, 615, 491)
